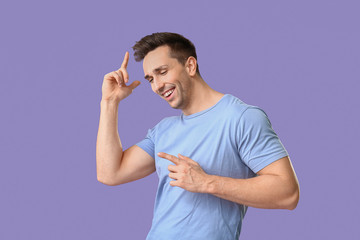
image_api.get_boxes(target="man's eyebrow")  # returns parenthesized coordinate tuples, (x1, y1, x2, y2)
(144, 65, 168, 80)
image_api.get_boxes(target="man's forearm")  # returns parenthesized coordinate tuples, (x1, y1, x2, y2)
(96, 100, 123, 184)
(205, 173, 299, 210)
(160, 153, 299, 210)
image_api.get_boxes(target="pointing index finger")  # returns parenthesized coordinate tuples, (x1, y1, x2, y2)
(120, 51, 129, 69)
(158, 152, 180, 165)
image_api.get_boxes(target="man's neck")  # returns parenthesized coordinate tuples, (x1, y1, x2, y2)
(182, 77, 224, 116)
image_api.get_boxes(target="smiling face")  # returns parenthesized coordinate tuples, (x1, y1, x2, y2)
(143, 45, 194, 110)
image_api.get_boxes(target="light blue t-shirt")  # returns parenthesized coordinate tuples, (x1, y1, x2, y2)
(136, 94, 288, 240)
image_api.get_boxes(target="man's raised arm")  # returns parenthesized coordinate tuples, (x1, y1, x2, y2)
(96, 52, 155, 186)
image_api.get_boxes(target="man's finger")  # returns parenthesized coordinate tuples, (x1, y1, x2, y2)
(115, 71, 125, 87)
(169, 172, 178, 180)
(168, 164, 177, 172)
(129, 80, 141, 90)
(121, 69, 129, 83)
(114, 68, 128, 84)
(158, 152, 180, 165)
(178, 153, 195, 163)
(121, 51, 129, 69)
(169, 180, 179, 187)
(110, 71, 122, 87)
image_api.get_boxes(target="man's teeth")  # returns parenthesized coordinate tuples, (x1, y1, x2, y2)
(164, 89, 174, 97)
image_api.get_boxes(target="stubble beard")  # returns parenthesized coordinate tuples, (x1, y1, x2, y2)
(170, 81, 192, 112)
(169, 89, 184, 110)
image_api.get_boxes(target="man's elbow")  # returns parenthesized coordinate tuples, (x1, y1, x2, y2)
(284, 184, 300, 210)
(97, 175, 123, 186)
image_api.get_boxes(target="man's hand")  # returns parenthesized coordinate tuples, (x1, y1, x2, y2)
(101, 52, 141, 103)
(157, 152, 210, 193)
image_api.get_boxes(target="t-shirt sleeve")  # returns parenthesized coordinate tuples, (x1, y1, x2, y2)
(237, 107, 288, 173)
(136, 127, 156, 159)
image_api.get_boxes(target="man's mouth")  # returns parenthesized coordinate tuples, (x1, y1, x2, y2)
(162, 87, 175, 99)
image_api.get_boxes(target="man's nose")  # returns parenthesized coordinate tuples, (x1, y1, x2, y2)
(153, 77, 165, 93)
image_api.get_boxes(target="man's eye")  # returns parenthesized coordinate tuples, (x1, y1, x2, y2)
(149, 79, 153, 83)
(160, 71, 167, 75)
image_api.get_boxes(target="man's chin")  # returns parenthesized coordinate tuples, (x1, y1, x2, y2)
(168, 103, 180, 109)
(168, 100, 182, 110)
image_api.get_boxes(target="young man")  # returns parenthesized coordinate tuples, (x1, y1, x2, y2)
(96, 32, 299, 240)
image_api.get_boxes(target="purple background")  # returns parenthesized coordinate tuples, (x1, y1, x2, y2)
(1, 0, 359, 239)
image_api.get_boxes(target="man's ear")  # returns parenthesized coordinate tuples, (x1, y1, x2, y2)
(185, 56, 197, 77)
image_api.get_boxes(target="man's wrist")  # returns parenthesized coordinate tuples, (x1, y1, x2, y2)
(204, 174, 218, 194)
(100, 99, 120, 107)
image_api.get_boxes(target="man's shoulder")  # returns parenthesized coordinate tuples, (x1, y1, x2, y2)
(223, 94, 268, 122)
(223, 94, 255, 114)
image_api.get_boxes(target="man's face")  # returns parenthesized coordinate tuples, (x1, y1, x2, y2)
(143, 45, 192, 110)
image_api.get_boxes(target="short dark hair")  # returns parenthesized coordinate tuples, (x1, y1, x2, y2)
(132, 32, 200, 75)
